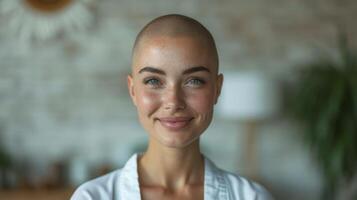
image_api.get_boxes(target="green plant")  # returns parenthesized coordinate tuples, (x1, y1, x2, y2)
(290, 33, 357, 199)
(0, 134, 11, 169)
(0, 150, 11, 169)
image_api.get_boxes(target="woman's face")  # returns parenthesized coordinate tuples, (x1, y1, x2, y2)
(128, 35, 223, 149)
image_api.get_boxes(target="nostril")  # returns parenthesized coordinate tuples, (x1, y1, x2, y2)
(163, 100, 186, 111)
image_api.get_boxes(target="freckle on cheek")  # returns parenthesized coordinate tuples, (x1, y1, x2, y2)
(139, 92, 160, 111)
(190, 93, 214, 112)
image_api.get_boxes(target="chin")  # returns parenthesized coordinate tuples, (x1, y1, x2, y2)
(156, 134, 201, 149)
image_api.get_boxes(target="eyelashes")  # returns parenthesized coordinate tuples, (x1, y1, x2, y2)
(186, 78, 206, 86)
(143, 77, 162, 87)
(142, 77, 206, 88)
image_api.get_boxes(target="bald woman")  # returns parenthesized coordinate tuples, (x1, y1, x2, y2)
(71, 14, 273, 200)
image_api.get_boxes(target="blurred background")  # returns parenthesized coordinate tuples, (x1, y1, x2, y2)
(0, 0, 356, 199)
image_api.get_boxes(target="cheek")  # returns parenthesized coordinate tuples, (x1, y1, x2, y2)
(135, 89, 160, 115)
(187, 90, 215, 113)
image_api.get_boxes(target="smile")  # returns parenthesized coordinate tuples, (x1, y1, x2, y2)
(158, 117, 193, 131)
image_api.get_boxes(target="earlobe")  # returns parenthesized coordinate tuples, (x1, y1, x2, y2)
(127, 75, 137, 106)
(214, 74, 223, 104)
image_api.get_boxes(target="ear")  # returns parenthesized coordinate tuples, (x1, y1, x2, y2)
(214, 73, 223, 104)
(127, 75, 137, 106)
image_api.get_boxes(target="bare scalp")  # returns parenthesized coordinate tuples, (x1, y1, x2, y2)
(131, 14, 219, 72)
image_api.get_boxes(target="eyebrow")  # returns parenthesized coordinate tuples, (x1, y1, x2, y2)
(138, 66, 165, 75)
(138, 66, 210, 75)
(183, 66, 210, 75)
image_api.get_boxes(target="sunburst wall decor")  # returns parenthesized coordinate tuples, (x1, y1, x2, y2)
(0, 0, 95, 41)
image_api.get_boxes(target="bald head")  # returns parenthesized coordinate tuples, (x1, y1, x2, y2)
(132, 14, 219, 71)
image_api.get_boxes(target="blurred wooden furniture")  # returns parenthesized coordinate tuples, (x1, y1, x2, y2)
(0, 188, 74, 200)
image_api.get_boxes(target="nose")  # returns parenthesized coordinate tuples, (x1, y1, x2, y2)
(163, 86, 186, 111)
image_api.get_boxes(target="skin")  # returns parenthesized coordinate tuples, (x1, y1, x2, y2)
(127, 16, 223, 200)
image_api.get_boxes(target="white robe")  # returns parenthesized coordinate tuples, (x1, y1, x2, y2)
(71, 154, 273, 200)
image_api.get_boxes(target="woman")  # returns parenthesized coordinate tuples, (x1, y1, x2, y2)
(71, 14, 273, 200)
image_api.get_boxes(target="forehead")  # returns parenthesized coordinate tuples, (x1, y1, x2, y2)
(132, 35, 218, 74)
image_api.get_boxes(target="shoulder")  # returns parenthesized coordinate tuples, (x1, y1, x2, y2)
(220, 169, 274, 200)
(204, 156, 274, 200)
(70, 169, 123, 200)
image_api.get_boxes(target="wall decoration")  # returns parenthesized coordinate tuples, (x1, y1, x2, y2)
(0, 0, 95, 42)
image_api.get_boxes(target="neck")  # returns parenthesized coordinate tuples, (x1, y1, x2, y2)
(138, 139, 204, 190)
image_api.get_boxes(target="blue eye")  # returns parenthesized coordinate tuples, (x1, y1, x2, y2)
(187, 78, 205, 86)
(143, 78, 161, 87)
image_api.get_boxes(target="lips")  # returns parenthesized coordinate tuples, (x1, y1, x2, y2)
(158, 117, 193, 131)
